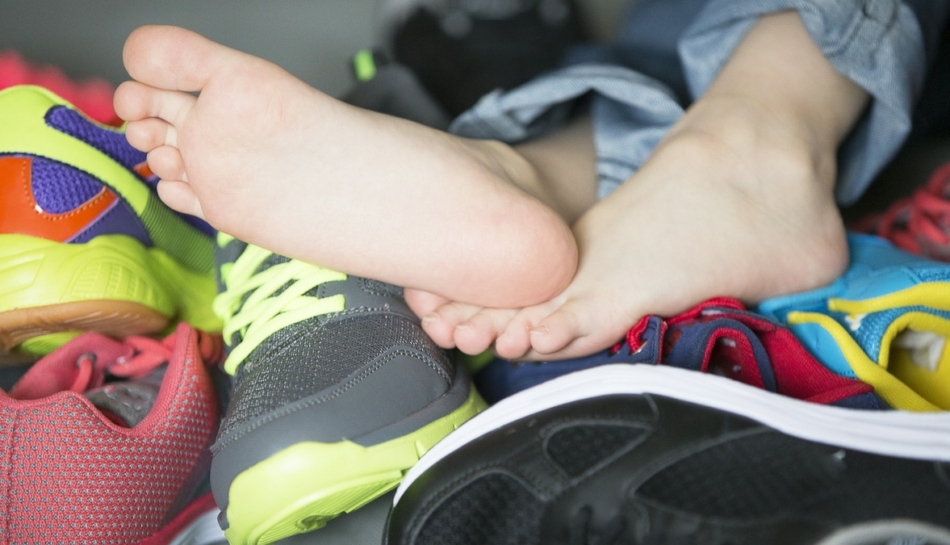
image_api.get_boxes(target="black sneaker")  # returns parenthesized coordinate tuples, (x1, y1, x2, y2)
(386, 365, 950, 545)
(341, 48, 452, 130)
(377, 0, 586, 116)
(209, 235, 485, 545)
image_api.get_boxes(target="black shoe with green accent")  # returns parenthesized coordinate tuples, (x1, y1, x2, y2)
(209, 235, 485, 545)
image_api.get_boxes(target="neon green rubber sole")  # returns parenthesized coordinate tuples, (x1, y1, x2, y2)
(223, 387, 487, 545)
(0, 233, 220, 356)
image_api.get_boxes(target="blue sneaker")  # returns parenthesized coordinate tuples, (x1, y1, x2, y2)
(474, 298, 885, 409)
(758, 232, 950, 412)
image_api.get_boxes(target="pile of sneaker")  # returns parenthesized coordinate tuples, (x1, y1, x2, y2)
(349, 19, 950, 536)
(0, 57, 486, 545)
(8, 19, 950, 545)
(0, 67, 227, 542)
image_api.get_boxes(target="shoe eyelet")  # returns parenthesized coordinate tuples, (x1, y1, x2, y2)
(76, 353, 96, 368)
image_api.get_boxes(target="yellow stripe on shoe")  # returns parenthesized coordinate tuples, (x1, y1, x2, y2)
(787, 311, 943, 411)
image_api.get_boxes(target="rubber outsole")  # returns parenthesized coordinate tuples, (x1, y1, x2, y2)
(0, 233, 219, 358)
(395, 364, 950, 505)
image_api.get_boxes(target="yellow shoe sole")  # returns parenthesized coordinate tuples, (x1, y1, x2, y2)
(0, 233, 220, 360)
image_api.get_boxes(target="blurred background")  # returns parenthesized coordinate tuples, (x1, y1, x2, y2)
(0, 0, 631, 98)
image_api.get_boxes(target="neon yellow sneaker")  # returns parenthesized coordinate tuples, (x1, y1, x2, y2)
(209, 235, 486, 545)
(0, 85, 220, 362)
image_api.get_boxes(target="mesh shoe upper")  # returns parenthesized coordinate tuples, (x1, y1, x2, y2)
(209, 236, 482, 544)
(218, 310, 454, 441)
(0, 323, 224, 544)
(0, 85, 214, 268)
(0, 85, 220, 358)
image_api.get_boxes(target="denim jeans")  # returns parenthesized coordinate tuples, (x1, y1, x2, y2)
(449, 0, 950, 205)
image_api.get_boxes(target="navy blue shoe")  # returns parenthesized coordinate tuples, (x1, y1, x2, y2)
(476, 298, 886, 409)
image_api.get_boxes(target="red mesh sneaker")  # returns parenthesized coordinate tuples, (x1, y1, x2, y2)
(0, 323, 226, 544)
(854, 161, 950, 261)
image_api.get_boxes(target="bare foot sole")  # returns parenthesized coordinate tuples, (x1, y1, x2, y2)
(115, 25, 577, 308)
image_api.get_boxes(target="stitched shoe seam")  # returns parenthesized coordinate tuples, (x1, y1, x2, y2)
(214, 348, 451, 450)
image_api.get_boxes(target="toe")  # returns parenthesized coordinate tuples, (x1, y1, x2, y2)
(125, 118, 177, 152)
(454, 309, 518, 356)
(122, 25, 243, 92)
(421, 302, 482, 349)
(404, 289, 451, 319)
(527, 300, 630, 359)
(529, 310, 579, 355)
(156, 180, 205, 219)
(493, 306, 551, 360)
(114, 80, 196, 127)
(147, 146, 187, 182)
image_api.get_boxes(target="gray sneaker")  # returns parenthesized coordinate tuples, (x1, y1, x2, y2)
(209, 235, 485, 545)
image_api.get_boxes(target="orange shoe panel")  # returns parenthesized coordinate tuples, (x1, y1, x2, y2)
(0, 155, 117, 241)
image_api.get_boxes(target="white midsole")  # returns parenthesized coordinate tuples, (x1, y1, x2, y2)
(816, 519, 950, 545)
(395, 365, 950, 504)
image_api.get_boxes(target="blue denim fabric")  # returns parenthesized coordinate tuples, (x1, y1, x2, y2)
(449, 0, 950, 205)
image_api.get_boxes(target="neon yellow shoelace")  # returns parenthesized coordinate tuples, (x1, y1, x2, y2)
(214, 236, 347, 375)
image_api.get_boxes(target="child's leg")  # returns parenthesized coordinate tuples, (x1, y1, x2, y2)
(422, 11, 869, 360)
(113, 25, 577, 309)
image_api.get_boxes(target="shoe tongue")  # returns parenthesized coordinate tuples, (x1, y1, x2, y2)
(83, 366, 166, 427)
(7, 335, 165, 427)
(663, 313, 777, 392)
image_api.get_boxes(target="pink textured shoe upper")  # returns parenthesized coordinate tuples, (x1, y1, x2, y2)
(0, 324, 222, 544)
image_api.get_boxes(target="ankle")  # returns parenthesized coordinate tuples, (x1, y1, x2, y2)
(656, 99, 850, 297)
(668, 94, 839, 198)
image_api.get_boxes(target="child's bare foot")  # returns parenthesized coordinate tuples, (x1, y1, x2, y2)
(421, 96, 850, 359)
(113, 25, 576, 308)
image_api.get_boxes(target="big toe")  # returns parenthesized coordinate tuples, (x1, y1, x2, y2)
(122, 25, 242, 92)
